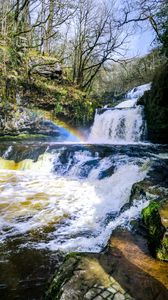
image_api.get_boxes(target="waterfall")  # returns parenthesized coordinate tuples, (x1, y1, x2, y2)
(89, 83, 151, 143)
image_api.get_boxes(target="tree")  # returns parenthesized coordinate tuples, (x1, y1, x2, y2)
(119, 0, 168, 55)
(155, 0, 168, 56)
(69, 0, 128, 90)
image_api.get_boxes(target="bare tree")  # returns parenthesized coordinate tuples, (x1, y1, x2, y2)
(118, 0, 166, 43)
(69, 0, 128, 90)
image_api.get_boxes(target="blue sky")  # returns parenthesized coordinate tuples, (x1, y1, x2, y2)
(128, 28, 155, 57)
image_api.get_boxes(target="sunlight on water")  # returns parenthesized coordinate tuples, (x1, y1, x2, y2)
(0, 154, 54, 171)
(0, 151, 148, 252)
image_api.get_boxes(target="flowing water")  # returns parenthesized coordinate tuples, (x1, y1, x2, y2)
(89, 83, 151, 143)
(0, 83, 167, 299)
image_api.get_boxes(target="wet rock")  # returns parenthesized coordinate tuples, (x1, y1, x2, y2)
(129, 158, 168, 205)
(46, 229, 168, 300)
(98, 165, 115, 180)
(113, 293, 125, 300)
(46, 252, 133, 300)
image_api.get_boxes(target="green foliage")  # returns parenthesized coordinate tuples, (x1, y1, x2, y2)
(53, 87, 96, 125)
(92, 48, 166, 102)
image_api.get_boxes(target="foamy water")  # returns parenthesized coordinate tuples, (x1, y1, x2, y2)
(0, 150, 148, 252)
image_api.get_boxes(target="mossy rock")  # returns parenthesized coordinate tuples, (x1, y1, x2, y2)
(157, 235, 168, 261)
(46, 253, 81, 300)
(141, 201, 168, 260)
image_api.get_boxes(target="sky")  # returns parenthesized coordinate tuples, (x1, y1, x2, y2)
(128, 29, 155, 57)
(114, 0, 156, 58)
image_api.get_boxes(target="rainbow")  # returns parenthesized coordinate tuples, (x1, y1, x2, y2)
(37, 109, 87, 142)
(53, 119, 86, 142)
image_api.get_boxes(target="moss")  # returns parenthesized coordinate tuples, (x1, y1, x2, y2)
(141, 201, 166, 259)
(0, 134, 47, 140)
(64, 252, 83, 261)
(46, 254, 81, 300)
(157, 235, 168, 261)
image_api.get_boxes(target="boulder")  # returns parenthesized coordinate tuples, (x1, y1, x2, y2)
(0, 106, 60, 137)
(29, 57, 62, 80)
(46, 253, 134, 300)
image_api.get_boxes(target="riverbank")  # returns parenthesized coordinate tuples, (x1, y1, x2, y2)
(46, 228, 168, 300)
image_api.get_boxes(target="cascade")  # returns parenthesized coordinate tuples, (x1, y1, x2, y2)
(89, 83, 151, 143)
(0, 143, 149, 252)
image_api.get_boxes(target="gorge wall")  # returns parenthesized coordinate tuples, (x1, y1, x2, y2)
(138, 63, 168, 143)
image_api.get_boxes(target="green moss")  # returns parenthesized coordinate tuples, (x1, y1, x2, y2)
(0, 46, 99, 127)
(157, 235, 168, 261)
(64, 252, 83, 261)
(46, 255, 80, 300)
(142, 201, 166, 259)
(0, 134, 47, 140)
(142, 201, 160, 224)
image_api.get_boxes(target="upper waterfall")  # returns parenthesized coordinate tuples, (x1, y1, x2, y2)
(89, 83, 151, 143)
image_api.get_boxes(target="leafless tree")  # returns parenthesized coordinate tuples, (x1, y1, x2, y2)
(68, 0, 129, 90)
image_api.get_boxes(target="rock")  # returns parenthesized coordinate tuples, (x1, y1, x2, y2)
(113, 293, 125, 300)
(137, 62, 168, 143)
(29, 57, 62, 81)
(121, 157, 168, 218)
(46, 228, 168, 300)
(0, 106, 61, 137)
(141, 200, 168, 260)
(46, 252, 132, 300)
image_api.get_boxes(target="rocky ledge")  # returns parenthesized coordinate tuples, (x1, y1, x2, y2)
(0, 105, 61, 137)
(46, 229, 168, 300)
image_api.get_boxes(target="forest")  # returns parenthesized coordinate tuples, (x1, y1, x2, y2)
(0, 0, 167, 129)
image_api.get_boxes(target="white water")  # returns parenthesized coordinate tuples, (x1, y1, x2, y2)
(0, 149, 148, 251)
(126, 83, 151, 99)
(89, 83, 151, 143)
(0, 83, 153, 252)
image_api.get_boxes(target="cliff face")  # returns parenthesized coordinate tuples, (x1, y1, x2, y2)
(138, 63, 168, 143)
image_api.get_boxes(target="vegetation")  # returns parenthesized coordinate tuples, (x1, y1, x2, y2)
(0, 0, 168, 129)
(142, 200, 168, 261)
(92, 48, 166, 103)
